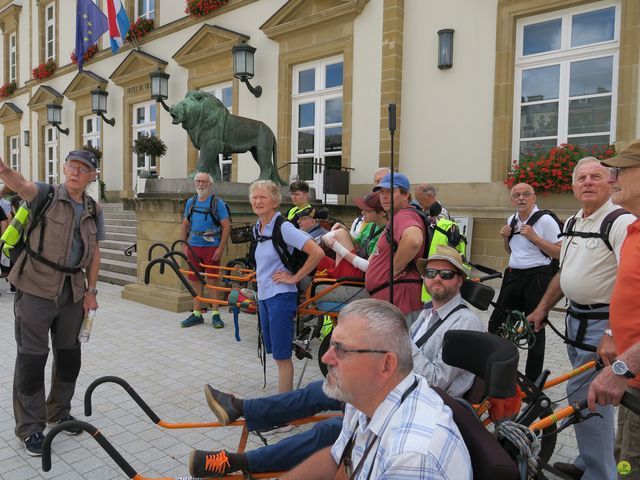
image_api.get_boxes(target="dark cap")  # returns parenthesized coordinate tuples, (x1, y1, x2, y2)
(354, 192, 383, 212)
(66, 150, 98, 170)
(600, 139, 640, 168)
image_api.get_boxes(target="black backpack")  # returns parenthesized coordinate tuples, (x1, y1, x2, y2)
(507, 209, 563, 272)
(251, 215, 315, 275)
(559, 208, 628, 252)
(186, 194, 231, 228)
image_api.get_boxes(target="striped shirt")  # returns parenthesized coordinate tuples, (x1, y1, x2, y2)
(331, 374, 472, 479)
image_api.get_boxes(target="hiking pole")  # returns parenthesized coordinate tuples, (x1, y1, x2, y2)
(388, 103, 396, 304)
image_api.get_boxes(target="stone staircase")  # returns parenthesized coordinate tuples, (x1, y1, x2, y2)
(99, 203, 137, 286)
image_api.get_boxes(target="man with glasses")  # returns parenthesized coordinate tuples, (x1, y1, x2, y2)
(0, 150, 105, 456)
(589, 139, 640, 479)
(187, 249, 481, 478)
(528, 158, 635, 480)
(488, 182, 562, 382)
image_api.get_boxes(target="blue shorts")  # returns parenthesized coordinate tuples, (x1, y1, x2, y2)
(258, 292, 297, 360)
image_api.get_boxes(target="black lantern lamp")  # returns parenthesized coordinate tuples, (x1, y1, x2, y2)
(232, 42, 262, 98)
(437, 29, 454, 70)
(150, 69, 170, 112)
(91, 87, 116, 126)
(46, 103, 69, 135)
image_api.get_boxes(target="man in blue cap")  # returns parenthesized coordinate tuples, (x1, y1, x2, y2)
(365, 173, 426, 315)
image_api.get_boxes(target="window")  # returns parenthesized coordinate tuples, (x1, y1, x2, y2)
(132, 101, 157, 184)
(9, 33, 16, 83)
(291, 57, 343, 201)
(513, 2, 619, 160)
(9, 135, 19, 171)
(45, 3, 55, 62)
(83, 114, 101, 149)
(136, 0, 154, 20)
(44, 126, 58, 185)
(201, 83, 232, 181)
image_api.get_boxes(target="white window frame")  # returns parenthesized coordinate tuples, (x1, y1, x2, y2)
(132, 101, 157, 186)
(45, 3, 56, 62)
(44, 126, 58, 185)
(9, 135, 19, 171)
(9, 32, 16, 83)
(291, 56, 344, 202)
(201, 82, 233, 181)
(512, 1, 620, 161)
(136, 0, 155, 20)
(83, 114, 101, 150)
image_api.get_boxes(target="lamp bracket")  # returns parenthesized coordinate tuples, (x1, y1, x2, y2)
(97, 111, 116, 127)
(241, 77, 262, 98)
(156, 97, 171, 112)
(54, 124, 69, 136)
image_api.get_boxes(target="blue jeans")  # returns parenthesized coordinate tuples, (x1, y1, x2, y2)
(243, 381, 343, 472)
(566, 307, 616, 480)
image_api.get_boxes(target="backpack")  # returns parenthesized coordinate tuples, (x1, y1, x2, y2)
(251, 215, 315, 275)
(559, 208, 628, 252)
(186, 194, 231, 229)
(17, 185, 98, 273)
(507, 209, 563, 272)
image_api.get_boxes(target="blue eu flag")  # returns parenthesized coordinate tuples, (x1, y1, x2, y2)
(76, 0, 109, 71)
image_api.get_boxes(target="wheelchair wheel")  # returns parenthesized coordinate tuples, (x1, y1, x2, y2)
(318, 330, 332, 377)
(225, 258, 252, 288)
(535, 404, 557, 465)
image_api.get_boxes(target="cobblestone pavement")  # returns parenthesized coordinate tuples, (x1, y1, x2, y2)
(0, 281, 587, 479)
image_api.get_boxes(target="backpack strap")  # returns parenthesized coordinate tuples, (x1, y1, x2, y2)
(415, 304, 468, 348)
(254, 215, 297, 273)
(559, 208, 627, 252)
(507, 214, 518, 242)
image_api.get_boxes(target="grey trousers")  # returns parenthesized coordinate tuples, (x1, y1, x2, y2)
(13, 283, 83, 438)
(566, 308, 616, 480)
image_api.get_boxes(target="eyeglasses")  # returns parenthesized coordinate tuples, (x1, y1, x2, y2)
(610, 165, 640, 180)
(66, 164, 92, 175)
(511, 192, 533, 199)
(423, 268, 459, 280)
(329, 341, 388, 359)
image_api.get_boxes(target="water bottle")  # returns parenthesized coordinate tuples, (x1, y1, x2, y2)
(78, 309, 96, 343)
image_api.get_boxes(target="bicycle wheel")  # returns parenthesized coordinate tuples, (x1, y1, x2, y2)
(318, 330, 332, 377)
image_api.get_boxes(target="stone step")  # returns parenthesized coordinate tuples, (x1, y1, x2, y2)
(99, 203, 126, 213)
(104, 231, 137, 242)
(101, 247, 136, 263)
(102, 224, 137, 235)
(100, 257, 137, 276)
(98, 268, 136, 286)
(100, 239, 136, 251)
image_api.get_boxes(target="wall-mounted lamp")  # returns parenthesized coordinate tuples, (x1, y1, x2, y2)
(437, 29, 454, 70)
(149, 69, 170, 112)
(91, 87, 116, 126)
(46, 103, 69, 135)
(23, 130, 30, 147)
(232, 42, 262, 98)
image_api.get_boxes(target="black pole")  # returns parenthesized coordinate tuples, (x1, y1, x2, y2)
(388, 103, 396, 304)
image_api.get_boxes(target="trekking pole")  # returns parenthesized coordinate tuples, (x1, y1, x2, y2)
(388, 103, 396, 304)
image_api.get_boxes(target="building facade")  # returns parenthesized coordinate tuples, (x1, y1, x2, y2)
(0, 0, 638, 268)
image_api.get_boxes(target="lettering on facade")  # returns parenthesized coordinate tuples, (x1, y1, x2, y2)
(126, 82, 150, 95)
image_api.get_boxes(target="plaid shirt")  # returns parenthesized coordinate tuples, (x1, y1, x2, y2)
(331, 374, 472, 479)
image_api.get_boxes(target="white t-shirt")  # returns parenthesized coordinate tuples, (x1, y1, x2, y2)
(507, 206, 562, 269)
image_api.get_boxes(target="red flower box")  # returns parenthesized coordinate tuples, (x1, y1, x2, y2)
(185, 0, 229, 18)
(32, 60, 56, 80)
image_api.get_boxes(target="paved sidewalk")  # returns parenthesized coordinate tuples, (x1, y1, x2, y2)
(0, 281, 583, 479)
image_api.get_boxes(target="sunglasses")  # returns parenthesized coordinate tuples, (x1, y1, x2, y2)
(610, 164, 640, 180)
(329, 341, 388, 359)
(423, 268, 459, 280)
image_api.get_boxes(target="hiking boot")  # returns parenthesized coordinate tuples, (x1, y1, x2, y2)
(552, 462, 584, 479)
(211, 314, 224, 329)
(204, 385, 240, 424)
(22, 432, 45, 457)
(48, 415, 83, 435)
(181, 313, 204, 328)
(189, 450, 232, 477)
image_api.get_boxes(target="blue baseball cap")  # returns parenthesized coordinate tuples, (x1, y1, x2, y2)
(373, 173, 410, 191)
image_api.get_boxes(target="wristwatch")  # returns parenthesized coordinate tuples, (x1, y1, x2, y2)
(612, 360, 636, 379)
(86, 288, 98, 296)
(603, 328, 613, 338)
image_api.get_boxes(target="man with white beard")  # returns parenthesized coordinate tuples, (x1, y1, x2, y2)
(179, 172, 230, 328)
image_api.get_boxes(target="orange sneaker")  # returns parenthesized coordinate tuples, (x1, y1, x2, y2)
(189, 450, 232, 477)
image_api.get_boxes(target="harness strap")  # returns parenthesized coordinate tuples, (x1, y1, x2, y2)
(23, 242, 83, 273)
(415, 304, 468, 348)
(562, 307, 609, 352)
(367, 277, 421, 296)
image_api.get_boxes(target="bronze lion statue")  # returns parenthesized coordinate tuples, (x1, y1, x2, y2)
(170, 90, 286, 185)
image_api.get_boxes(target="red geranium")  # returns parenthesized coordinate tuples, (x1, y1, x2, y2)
(185, 0, 229, 18)
(505, 143, 617, 193)
(0, 81, 17, 98)
(32, 60, 56, 80)
(71, 44, 99, 64)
